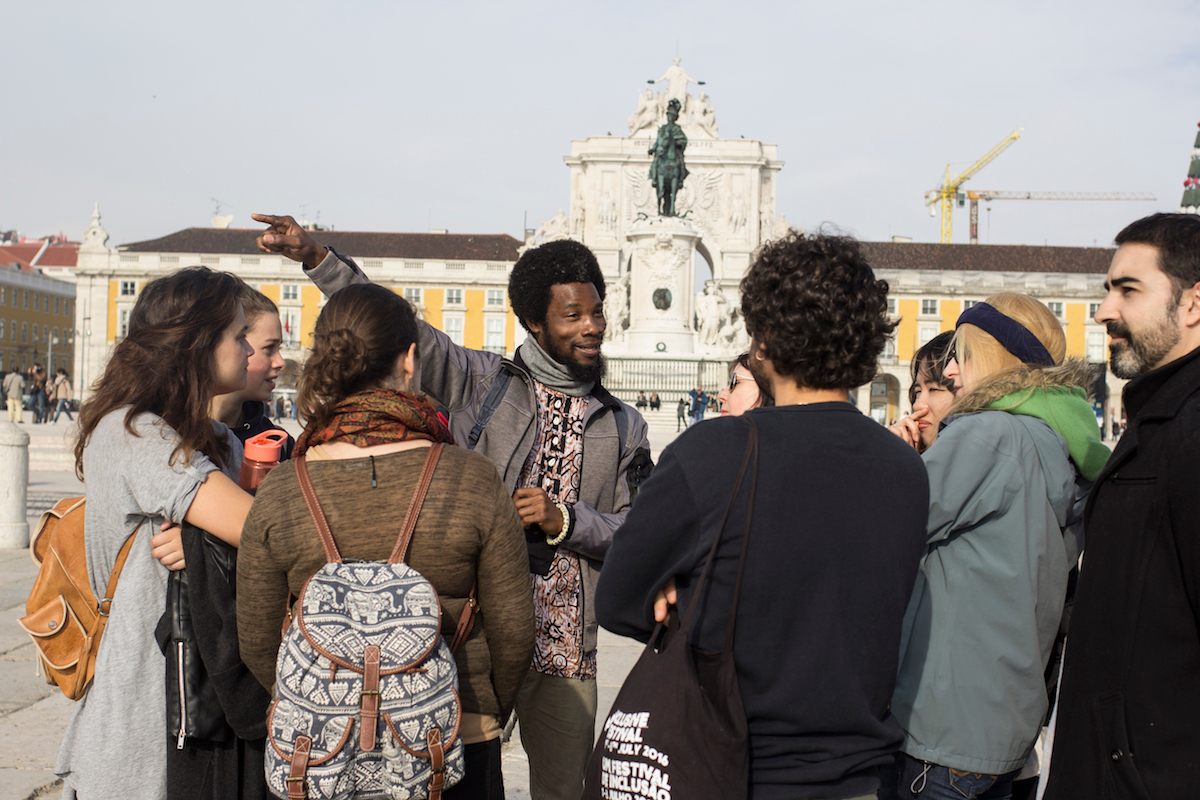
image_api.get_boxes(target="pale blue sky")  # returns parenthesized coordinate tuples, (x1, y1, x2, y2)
(4, 0, 1198, 248)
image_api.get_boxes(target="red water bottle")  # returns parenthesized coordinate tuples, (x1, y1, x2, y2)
(240, 430, 287, 494)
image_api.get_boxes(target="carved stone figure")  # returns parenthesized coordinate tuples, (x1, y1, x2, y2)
(627, 88, 660, 136)
(695, 280, 728, 347)
(694, 92, 719, 138)
(658, 57, 697, 113)
(649, 99, 689, 217)
(604, 273, 629, 341)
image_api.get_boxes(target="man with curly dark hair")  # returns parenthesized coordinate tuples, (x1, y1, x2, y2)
(598, 230, 929, 799)
(253, 214, 652, 800)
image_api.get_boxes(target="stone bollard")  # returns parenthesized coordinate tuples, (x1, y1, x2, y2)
(0, 422, 30, 548)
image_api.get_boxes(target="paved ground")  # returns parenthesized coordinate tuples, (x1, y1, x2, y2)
(0, 412, 668, 799)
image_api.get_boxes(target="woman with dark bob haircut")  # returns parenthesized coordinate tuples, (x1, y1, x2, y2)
(58, 267, 257, 800)
(597, 231, 930, 799)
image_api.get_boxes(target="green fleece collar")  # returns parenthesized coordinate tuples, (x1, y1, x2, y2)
(986, 386, 1109, 481)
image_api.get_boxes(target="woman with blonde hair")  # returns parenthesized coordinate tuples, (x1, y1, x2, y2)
(885, 293, 1109, 800)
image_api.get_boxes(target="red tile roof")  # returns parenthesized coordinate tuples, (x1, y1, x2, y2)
(121, 228, 523, 262)
(861, 241, 1112, 274)
(0, 243, 79, 271)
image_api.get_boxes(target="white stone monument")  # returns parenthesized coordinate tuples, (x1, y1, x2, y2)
(533, 59, 791, 365)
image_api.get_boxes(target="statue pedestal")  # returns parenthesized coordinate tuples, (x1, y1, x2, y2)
(624, 217, 700, 355)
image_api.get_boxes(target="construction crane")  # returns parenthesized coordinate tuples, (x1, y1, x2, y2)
(963, 191, 1158, 244)
(925, 128, 1022, 244)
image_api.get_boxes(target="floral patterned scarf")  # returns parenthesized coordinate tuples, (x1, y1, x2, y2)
(294, 389, 454, 457)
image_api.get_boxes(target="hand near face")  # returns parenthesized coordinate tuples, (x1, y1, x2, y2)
(888, 407, 927, 451)
(513, 487, 565, 536)
(252, 213, 327, 269)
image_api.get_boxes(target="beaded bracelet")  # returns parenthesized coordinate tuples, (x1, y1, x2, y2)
(546, 501, 571, 546)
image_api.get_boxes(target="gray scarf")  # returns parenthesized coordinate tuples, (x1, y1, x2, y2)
(518, 335, 595, 397)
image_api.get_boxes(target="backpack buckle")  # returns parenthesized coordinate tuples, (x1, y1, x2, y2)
(98, 597, 114, 617)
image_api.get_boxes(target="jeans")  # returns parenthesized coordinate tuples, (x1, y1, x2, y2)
(53, 398, 74, 422)
(33, 391, 47, 423)
(882, 753, 1018, 800)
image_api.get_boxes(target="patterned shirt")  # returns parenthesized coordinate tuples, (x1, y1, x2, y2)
(520, 382, 596, 679)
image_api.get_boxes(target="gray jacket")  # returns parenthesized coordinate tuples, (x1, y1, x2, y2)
(306, 250, 653, 652)
(891, 409, 1082, 775)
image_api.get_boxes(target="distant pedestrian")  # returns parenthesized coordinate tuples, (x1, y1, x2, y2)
(1043, 213, 1200, 800)
(649, 391, 660, 411)
(675, 397, 687, 431)
(3, 366, 25, 422)
(31, 364, 48, 423)
(635, 390, 647, 409)
(688, 384, 708, 425)
(50, 369, 74, 422)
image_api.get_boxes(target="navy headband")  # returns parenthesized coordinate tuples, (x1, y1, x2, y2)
(955, 302, 1055, 368)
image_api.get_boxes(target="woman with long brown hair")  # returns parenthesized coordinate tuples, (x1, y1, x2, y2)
(237, 283, 533, 798)
(56, 267, 256, 800)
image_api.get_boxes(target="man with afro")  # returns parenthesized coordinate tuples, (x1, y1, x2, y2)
(255, 214, 652, 800)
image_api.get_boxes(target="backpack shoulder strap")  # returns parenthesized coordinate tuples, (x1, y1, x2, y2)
(388, 444, 445, 564)
(294, 456, 342, 563)
(466, 369, 513, 451)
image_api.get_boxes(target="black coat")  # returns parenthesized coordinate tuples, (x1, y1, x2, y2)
(1044, 346, 1200, 800)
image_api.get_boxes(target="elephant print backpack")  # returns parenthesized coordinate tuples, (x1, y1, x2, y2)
(267, 444, 477, 800)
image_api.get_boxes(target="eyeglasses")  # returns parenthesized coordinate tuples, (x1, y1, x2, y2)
(728, 374, 754, 392)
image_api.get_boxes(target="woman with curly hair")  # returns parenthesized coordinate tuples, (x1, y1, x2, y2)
(885, 294, 1109, 800)
(597, 231, 931, 799)
(236, 283, 534, 798)
(57, 267, 256, 800)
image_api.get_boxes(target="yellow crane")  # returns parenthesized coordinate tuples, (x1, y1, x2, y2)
(963, 190, 1158, 243)
(925, 128, 1022, 244)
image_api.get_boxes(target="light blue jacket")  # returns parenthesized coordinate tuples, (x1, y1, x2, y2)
(891, 410, 1082, 775)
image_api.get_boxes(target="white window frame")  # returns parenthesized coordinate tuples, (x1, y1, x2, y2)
(0, 319, 5, 340)
(117, 308, 131, 339)
(1047, 301, 1064, 319)
(1088, 302, 1101, 319)
(920, 298, 938, 317)
(917, 322, 940, 346)
(484, 315, 505, 354)
(1086, 329, 1106, 363)
(119, 280, 137, 297)
(281, 284, 300, 302)
(404, 287, 423, 306)
(486, 289, 504, 308)
(443, 311, 465, 346)
(281, 307, 302, 346)
(445, 288, 464, 307)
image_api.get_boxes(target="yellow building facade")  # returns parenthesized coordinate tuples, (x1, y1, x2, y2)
(73, 221, 523, 399)
(0, 267, 76, 376)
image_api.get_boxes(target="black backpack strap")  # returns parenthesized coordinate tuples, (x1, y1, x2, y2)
(466, 368, 513, 451)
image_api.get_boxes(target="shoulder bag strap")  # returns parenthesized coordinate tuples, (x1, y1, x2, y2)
(98, 526, 139, 616)
(449, 585, 478, 653)
(466, 370, 513, 450)
(681, 418, 759, 634)
(723, 417, 759, 653)
(387, 443, 445, 564)
(294, 456, 342, 563)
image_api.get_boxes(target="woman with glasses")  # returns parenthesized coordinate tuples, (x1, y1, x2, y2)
(716, 352, 773, 416)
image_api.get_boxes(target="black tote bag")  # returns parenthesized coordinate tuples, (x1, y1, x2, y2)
(584, 419, 759, 800)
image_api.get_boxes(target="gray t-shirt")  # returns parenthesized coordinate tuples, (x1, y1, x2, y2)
(56, 409, 240, 800)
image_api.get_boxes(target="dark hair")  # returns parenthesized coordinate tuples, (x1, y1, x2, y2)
(508, 239, 605, 331)
(240, 285, 279, 322)
(298, 283, 419, 433)
(1114, 213, 1200, 298)
(740, 230, 895, 390)
(733, 352, 774, 407)
(908, 331, 955, 405)
(74, 266, 247, 477)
